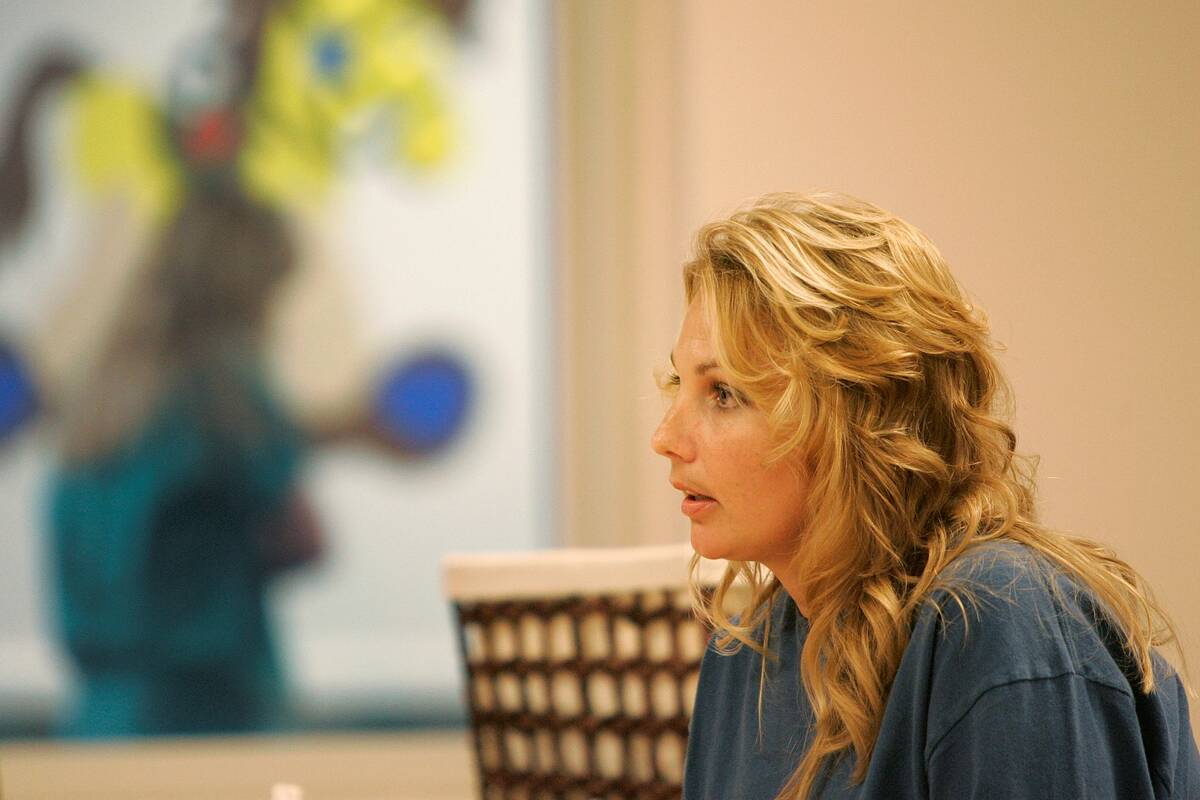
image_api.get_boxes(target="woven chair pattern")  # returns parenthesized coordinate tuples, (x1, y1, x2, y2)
(454, 588, 712, 800)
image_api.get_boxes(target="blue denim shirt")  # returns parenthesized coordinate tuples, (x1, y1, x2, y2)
(684, 541, 1199, 799)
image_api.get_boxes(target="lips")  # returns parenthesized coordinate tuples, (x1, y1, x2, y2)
(680, 494, 718, 519)
(671, 480, 715, 501)
(672, 479, 718, 519)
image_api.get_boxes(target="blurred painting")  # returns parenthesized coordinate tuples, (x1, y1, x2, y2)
(0, 0, 552, 736)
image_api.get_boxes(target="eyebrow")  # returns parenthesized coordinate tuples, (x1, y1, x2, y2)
(669, 352, 719, 375)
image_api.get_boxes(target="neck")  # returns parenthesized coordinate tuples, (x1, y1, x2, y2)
(765, 557, 810, 618)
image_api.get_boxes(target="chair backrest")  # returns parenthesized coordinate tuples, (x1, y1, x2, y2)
(442, 544, 730, 800)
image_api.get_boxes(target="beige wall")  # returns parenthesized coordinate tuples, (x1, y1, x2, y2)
(555, 2, 691, 549)
(558, 0, 1198, 730)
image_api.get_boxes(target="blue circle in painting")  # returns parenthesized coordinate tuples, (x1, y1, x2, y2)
(312, 30, 349, 82)
(375, 352, 472, 453)
(0, 342, 37, 442)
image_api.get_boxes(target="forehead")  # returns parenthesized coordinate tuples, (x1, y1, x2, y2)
(673, 298, 715, 361)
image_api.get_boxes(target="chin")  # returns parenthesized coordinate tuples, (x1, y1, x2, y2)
(690, 525, 730, 561)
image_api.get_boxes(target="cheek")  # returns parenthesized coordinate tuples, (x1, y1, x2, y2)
(703, 433, 759, 501)
(743, 459, 807, 539)
(702, 415, 802, 521)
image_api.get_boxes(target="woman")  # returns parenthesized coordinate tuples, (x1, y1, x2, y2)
(652, 193, 1198, 798)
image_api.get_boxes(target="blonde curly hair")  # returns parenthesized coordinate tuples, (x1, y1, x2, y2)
(683, 192, 1184, 799)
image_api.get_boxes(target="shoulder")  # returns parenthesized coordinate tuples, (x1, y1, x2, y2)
(906, 540, 1143, 743)
(919, 540, 1133, 687)
(895, 542, 1200, 795)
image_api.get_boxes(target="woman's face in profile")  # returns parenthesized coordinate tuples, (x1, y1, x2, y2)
(652, 298, 808, 569)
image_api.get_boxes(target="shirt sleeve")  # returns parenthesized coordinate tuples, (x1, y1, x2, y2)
(926, 672, 1164, 799)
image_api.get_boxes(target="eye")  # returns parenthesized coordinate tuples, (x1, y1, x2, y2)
(657, 369, 680, 392)
(713, 382, 740, 409)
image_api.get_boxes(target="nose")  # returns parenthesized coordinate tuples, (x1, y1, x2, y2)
(651, 398, 693, 462)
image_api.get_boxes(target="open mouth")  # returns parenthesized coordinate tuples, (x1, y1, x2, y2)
(681, 492, 718, 519)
